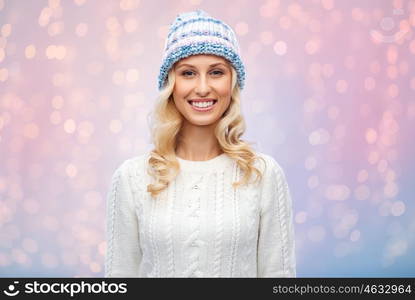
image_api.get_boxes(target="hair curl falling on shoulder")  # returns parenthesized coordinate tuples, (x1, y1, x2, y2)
(146, 62, 266, 198)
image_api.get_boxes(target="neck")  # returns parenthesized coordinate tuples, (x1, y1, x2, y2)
(176, 123, 223, 161)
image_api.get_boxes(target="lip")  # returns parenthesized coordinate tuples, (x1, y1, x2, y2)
(187, 99, 217, 112)
(188, 98, 216, 103)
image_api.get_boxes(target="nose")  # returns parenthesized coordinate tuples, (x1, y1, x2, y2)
(194, 74, 211, 96)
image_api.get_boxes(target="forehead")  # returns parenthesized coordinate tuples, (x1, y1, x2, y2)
(175, 54, 229, 68)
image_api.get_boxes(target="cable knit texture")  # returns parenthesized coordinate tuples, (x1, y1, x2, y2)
(105, 151, 296, 277)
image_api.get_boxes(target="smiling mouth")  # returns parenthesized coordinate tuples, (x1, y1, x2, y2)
(187, 99, 218, 110)
(188, 100, 217, 106)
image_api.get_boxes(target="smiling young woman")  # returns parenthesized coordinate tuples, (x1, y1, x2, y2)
(105, 9, 296, 278)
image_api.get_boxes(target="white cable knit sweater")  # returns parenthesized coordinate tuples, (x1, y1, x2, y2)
(105, 151, 296, 277)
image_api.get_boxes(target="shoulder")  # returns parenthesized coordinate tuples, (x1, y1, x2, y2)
(254, 152, 292, 213)
(109, 153, 150, 200)
(253, 151, 286, 178)
(111, 153, 149, 179)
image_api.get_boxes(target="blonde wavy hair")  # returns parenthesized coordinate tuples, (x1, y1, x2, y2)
(146, 60, 266, 198)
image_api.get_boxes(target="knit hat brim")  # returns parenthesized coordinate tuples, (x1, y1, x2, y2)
(158, 42, 246, 91)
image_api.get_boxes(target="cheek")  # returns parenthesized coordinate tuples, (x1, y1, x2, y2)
(218, 75, 232, 93)
(217, 81, 232, 99)
(173, 79, 192, 95)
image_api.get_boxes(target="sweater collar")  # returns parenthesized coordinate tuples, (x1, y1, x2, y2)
(176, 152, 231, 172)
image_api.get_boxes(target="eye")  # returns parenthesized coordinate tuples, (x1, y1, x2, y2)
(211, 70, 224, 76)
(180, 69, 224, 77)
(181, 70, 195, 77)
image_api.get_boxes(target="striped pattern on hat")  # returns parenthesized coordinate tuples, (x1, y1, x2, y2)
(158, 9, 246, 91)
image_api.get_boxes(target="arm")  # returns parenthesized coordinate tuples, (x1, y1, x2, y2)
(257, 157, 296, 277)
(105, 160, 142, 277)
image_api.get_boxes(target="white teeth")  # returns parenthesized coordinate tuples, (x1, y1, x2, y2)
(191, 101, 214, 108)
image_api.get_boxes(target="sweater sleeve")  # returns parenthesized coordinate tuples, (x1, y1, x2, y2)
(257, 156, 296, 277)
(105, 160, 142, 277)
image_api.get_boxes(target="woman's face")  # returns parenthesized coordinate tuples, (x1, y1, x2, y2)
(172, 54, 232, 127)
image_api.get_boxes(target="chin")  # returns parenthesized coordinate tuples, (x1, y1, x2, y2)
(186, 116, 219, 127)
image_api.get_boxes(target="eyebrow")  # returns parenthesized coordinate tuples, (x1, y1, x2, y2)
(176, 62, 228, 69)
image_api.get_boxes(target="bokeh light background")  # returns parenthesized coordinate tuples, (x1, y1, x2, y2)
(1, 0, 414, 277)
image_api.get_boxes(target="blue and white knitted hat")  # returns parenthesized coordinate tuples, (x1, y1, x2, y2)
(158, 9, 246, 91)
